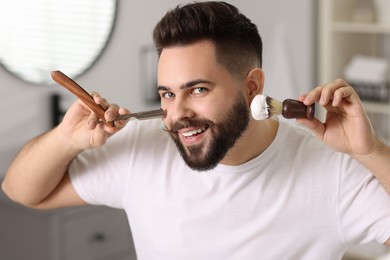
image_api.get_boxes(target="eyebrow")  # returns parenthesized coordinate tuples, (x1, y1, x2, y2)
(157, 79, 213, 92)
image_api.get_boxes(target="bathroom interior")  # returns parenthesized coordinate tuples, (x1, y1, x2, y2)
(1, 0, 390, 259)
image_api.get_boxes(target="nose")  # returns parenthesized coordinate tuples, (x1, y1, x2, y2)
(165, 97, 194, 123)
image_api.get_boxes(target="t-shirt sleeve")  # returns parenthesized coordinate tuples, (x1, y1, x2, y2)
(338, 154, 390, 245)
(68, 127, 133, 209)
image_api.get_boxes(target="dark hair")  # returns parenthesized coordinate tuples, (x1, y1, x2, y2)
(153, 1, 263, 79)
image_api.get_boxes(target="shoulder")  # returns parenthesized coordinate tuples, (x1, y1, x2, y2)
(108, 118, 168, 147)
(121, 118, 167, 138)
(72, 118, 172, 171)
(278, 121, 375, 180)
(118, 118, 176, 157)
(277, 121, 327, 151)
(273, 121, 347, 174)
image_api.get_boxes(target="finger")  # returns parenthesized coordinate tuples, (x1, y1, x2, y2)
(87, 112, 100, 129)
(319, 79, 348, 106)
(117, 107, 131, 121)
(104, 103, 120, 122)
(114, 120, 126, 130)
(91, 92, 109, 110)
(302, 85, 324, 106)
(318, 83, 334, 106)
(91, 92, 101, 102)
(302, 79, 349, 106)
(331, 85, 357, 107)
(112, 107, 131, 129)
(297, 95, 305, 102)
(119, 107, 130, 115)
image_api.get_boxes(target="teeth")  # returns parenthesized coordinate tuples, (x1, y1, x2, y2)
(182, 127, 206, 137)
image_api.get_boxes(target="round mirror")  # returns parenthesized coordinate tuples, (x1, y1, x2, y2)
(0, 0, 117, 85)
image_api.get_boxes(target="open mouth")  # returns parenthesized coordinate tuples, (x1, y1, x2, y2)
(181, 127, 207, 137)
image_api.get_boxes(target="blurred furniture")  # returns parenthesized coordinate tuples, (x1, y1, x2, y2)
(319, 0, 390, 143)
(0, 185, 136, 260)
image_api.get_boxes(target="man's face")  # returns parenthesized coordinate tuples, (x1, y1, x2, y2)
(157, 40, 250, 171)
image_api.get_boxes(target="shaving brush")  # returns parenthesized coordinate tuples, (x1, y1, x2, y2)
(250, 94, 315, 120)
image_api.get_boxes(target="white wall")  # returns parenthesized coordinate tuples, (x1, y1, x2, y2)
(0, 0, 316, 176)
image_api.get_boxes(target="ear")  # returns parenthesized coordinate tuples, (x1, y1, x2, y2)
(244, 68, 265, 99)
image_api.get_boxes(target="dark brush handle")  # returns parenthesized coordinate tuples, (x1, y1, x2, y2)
(282, 99, 315, 120)
(50, 70, 114, 127)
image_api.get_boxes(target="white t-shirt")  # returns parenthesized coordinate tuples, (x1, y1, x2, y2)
(69, 119, 390, 260)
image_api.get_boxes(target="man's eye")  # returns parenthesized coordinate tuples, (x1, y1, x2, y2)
(162, 92, 175, 99)
(192, 87, 207, 94)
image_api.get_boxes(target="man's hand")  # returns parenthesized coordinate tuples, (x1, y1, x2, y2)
(296, 79, 380, 158)
(59, 92, 130, 150)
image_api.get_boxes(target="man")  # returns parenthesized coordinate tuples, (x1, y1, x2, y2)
(3, 2, 390, 259)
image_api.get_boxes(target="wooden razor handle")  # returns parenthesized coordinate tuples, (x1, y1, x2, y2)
(50, 70, 114, 127)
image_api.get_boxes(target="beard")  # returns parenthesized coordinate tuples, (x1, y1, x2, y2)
(166, 93, 250, 171)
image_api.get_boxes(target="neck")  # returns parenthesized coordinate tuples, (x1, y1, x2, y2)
(220, 118, 279, 166)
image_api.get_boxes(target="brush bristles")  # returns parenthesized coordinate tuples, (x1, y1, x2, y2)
(266, 96, 283, 117)
(250, 94, 269, 120)
(250, 94, 284, 120)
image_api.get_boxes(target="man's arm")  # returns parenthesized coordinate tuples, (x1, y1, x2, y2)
(298, 79, 390, 189)
(1, 94, 129, 209)
(1, 128, 84, 209)
(298, 79, 390, 192)
(353, 140, 390, 191)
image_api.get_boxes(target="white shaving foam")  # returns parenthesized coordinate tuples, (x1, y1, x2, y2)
(250, 94, 269, 120)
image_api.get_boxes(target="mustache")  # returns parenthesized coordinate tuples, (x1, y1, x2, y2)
(165, 118, 215, 134)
